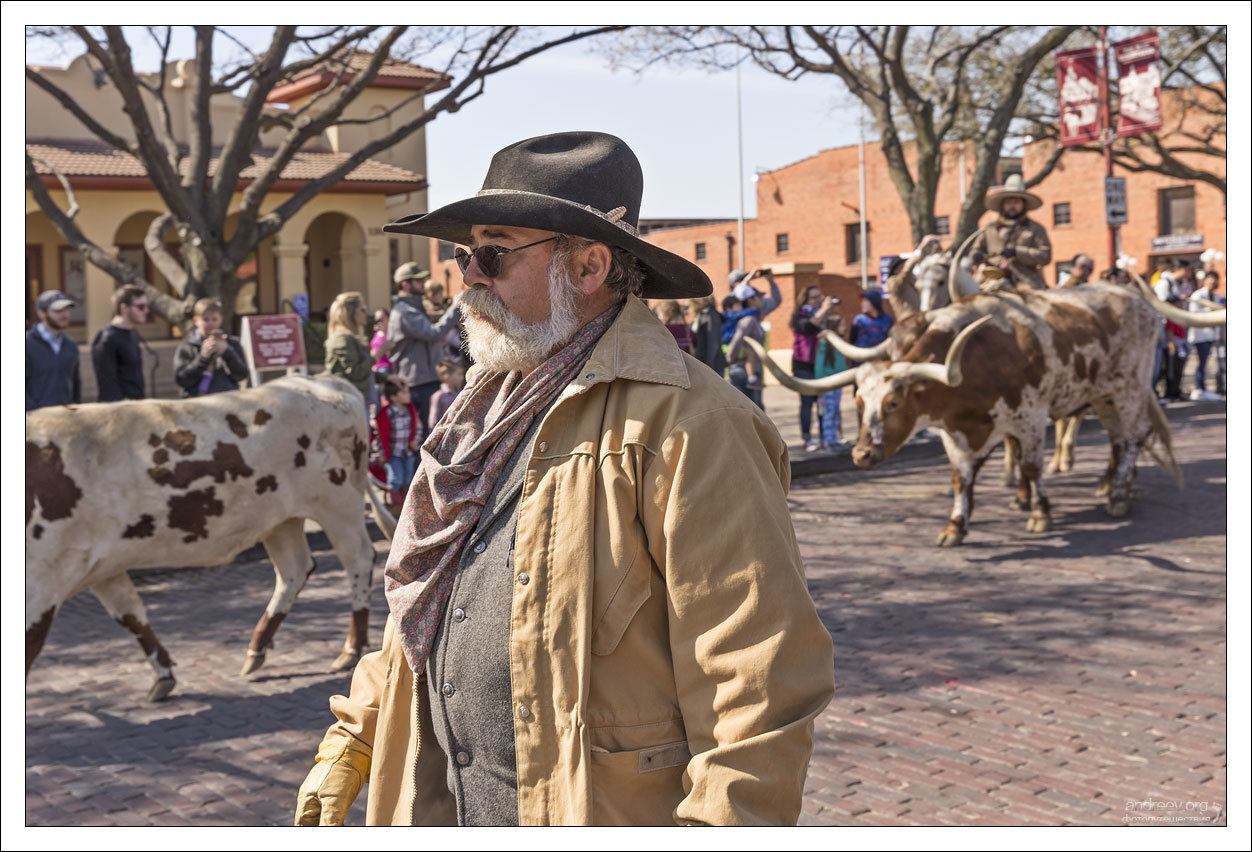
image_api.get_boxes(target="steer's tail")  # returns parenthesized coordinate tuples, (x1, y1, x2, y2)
(1143, 398, 1184, 489)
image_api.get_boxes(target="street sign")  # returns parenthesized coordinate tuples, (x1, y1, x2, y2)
(241, 314, 308, 387)
(879, 255, 896, 287)
(1105, 177, 1128, 225)
(1151, 234, 1204, 252)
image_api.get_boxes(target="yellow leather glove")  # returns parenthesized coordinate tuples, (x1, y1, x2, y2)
(294, 736, 372, 826)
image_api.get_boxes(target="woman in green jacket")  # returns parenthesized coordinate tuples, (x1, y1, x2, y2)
(325, 291, 373, 409)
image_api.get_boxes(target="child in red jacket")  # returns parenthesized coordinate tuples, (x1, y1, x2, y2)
(377, 376, 420, 510)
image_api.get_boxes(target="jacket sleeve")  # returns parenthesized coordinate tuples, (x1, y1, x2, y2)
(223, 338, 250, 383)
(376, 408, 393, 462)
(1014, 223, 1052, 268)
(92, 331, 123, 402)
(393, 302, 462, 343)
(642, 406, 835, 826)
(326, 335, 372, 387)
(760, 280, 782, 317)
(173, 341, 210, 394)
(72, 348, 82, 404)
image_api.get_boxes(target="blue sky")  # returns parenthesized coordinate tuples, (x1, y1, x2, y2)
(22, 24, 864, 220)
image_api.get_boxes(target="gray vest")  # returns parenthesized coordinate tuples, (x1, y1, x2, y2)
(424, 409, 549, 826)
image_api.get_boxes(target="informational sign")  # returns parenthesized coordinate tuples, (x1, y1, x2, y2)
(1150, 234, 1204, 253)
(1055, 47, 1101, 147)
(1104, 177, 1128, 225)
(1114, 32, 1162, 137)
(879, 256, 897, 287)
(241, 314, 308, 386)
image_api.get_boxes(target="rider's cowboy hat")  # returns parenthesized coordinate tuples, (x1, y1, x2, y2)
(383, 131, 712, 299)
(984, 173, 1043, 213)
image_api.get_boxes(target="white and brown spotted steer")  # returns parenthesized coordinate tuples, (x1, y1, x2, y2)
(748, 282, 1184, 546)
(25, 374, 383, 701)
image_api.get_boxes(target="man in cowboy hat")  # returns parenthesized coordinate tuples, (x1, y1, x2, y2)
(971, 174, 1053, 290)
(295, 131, 834, 826)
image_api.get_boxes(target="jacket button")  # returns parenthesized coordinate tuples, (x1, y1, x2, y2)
(442, 682, 455, 697)
(517, 572, 530, 585)
(538, 441, 547, 453)
(518, 705, 531, 719)
(456, 751, 470, 766)
(452, 607, 466, 623)
(584, 373, 595, 381)
(472, 541, 486, 554)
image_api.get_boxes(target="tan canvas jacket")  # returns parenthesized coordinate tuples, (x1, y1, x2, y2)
(971, 216, 1053, 289)
(317, 295, 836, 826)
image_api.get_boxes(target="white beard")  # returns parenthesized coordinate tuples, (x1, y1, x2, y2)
(459, 252, 582, 373)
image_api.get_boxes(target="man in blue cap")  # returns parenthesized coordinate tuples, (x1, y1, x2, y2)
(847, 287, 893, 365)
(26, 290, 81, 410)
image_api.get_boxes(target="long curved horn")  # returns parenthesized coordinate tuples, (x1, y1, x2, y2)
(949, 227, 985, 304)
(897, 315, 993, 387)
(365, 475, 397, 541)
(1133, 274, 1227, 327)
(820, 329, 891, 361)
(741, 337, 859, 393)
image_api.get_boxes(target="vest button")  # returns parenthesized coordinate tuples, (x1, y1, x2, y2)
(456, 751, 470, 766)
(538, 441, 547, 453)
(518, 705, 531, 718)
(517, 572, 530, 585)
(453, 607, 466, 622)
(473, 541, 486, 554)
(442, 682, 455, 697)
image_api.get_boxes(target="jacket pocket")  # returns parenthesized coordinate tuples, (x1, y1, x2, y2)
(588, 517, 651, 650)
(590, 450, 651, 656)
(589, 740, 689, 826)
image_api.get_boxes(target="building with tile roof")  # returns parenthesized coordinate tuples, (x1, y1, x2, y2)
(25, 51, 449, 344)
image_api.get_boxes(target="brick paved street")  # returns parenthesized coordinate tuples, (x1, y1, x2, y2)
(25, 405, 1226, 827)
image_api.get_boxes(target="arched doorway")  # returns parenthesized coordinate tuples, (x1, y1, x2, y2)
(302, 212, 367, 320)
(26, 210, 88, 343)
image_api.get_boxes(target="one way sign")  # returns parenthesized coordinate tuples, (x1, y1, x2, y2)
(1105, 177, 1128, 225)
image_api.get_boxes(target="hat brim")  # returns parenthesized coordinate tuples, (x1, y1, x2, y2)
(384, 194, 712, 300)
(985, 190, 1043, 212)
(42, 299, 75, 311)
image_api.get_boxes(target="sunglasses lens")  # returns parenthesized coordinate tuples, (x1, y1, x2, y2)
(455, 246, 502, 277)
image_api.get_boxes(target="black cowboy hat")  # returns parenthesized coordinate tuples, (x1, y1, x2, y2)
(383, 131, 712, 299)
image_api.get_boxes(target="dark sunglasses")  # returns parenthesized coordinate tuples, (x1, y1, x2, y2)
(453, 236, 557, 278)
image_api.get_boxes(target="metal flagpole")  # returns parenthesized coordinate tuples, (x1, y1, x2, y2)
(736, 60, 746, 272)
(858, 100, 868, 289)
(1099, 26, 1118, 267)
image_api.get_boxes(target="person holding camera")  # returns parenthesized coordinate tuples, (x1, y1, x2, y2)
(173, 297, 249, 397)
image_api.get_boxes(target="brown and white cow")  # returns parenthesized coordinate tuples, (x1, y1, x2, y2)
(25, 374, 388, 701)
(748, 282, 1183, 545)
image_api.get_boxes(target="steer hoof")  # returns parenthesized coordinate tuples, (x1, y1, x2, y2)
(330, 648, 362, 672)
(1105, 499, 1131, 518)
(1010, 496, 1030, 511)
(1044, 459, 1060, 476)
(146, 676, 176, 703)
(935, 525, 966, 547)
(240, 649, 267, 676)
(1025, 513, 1051, 533)
(1094, 480, 1111, 498)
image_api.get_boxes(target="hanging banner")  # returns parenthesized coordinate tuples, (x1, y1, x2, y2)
(1056, 47, 1101, 147)
(1113, 32, 1162, 137)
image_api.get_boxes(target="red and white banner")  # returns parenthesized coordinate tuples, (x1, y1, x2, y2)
(1056, 47, 1101, 147)
(1113, 32, 1162, 137)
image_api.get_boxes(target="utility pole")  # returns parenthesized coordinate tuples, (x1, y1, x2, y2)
(1099, 26, 1119, 267)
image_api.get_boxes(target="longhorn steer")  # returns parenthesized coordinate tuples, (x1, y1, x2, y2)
(25, 374, 385, 701)
(749, 283, 1182, 545)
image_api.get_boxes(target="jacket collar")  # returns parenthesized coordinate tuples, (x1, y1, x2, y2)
(581, 294, 690, 390)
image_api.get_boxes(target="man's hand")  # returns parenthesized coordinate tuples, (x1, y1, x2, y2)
(1001, 246, 1017, 259)
(199, 337, 220, 359)
(294, 738, 371, 826)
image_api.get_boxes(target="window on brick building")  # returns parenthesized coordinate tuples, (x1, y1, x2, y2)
(1053, 203, 1072, 226)
(935, 216, 950, 236)
(437, 240, 456, 262)
(695, 242, 706, 261)
(1159, 186, 1196, 235)
(776, 233, 789, 254)
(389, 239, 398, 272)
(845, 223, 870, 265)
